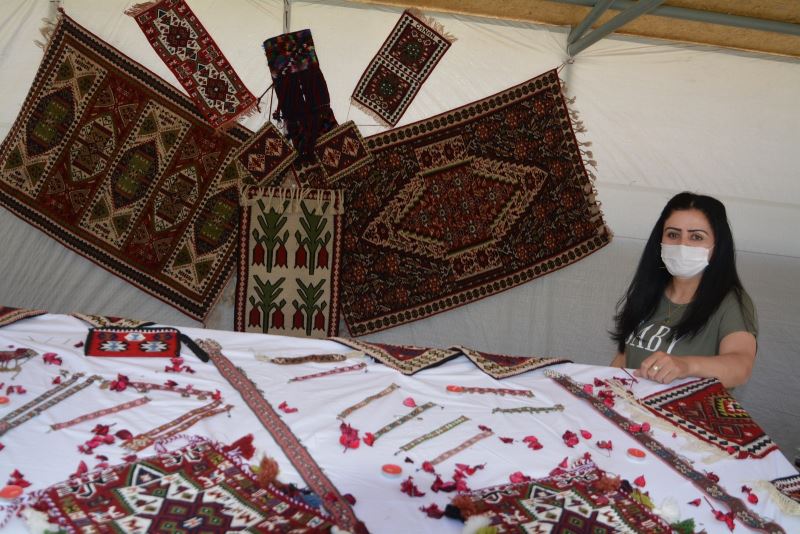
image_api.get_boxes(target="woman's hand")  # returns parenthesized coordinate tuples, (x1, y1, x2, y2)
(635, 351, 690, 384)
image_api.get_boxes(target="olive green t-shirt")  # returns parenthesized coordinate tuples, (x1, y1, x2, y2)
(624, 290, 758, 369)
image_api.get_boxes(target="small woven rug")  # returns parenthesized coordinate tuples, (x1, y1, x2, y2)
(0, 306, 46, 328)
(316, 69, 610, 336)
(234, 120, 297, 187)
(352, 10, 454, 126)
(332, 337, 460, 375)
(448, 457, 672, 533)
(72, 312, 153, 328)
(235, 187, 342, 338)
(28, 439, 336, 532)
(641, 377, 778, 459)
(0, 13, 249, 321)
(126, 0, 256, 129)
(456, 346, 570, 379)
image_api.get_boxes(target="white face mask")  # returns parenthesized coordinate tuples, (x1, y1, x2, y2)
(660, 243, 711, 279)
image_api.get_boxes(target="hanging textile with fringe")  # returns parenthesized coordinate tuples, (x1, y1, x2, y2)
(0, 306, 46, 328)
(309, 69, 610, 336)
(263, 29, 337, 157)
(0, 13, 249, 321)
(27, 439, 337, 533)
(235, 186, 343, 337)
(352, 9, 455, 127)
(126, 0, 257, 129)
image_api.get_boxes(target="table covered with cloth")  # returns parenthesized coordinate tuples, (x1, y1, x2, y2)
(0, 312, 797, 533)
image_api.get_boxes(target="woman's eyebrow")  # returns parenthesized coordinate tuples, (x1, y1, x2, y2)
(688, 229, 710, 234)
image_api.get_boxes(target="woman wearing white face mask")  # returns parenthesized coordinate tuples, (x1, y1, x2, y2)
(609, 192, 757, 388)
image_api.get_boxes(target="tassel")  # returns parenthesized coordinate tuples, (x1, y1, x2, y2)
(223, 434, 256, 459)
(254, 455, 280, 488)
(407, 9, 457, 43)
(124, 1, 158, 17)
(34, 16, 58, 50)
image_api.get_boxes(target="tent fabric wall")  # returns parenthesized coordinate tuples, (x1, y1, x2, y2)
(0, 0, 798, 456)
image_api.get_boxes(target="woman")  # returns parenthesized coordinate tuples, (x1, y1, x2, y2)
(610, 192, 757, 388)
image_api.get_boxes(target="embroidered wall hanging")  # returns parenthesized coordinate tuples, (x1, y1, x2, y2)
(0, 14, 249, 321)
(235, 187, 343, 338)
(85, 327, 180, 357)
(315, 69, 610, 336)
(263, 29, 337, 156)
(0, 306, 46, 328)
(449, 458, 672, 533)
(641, 377, 778, 459)
(198, 339, 365, 533)
(28, 439, 336, 532)
(547, 370, 786, 534)
(332, 337, 460, 375)
(457, 346, 571, 379)
(352, 10, 454, 127)
(233, 120, 297, 187)
(126, 0, 257, 129)
(72, 312, 153, 328)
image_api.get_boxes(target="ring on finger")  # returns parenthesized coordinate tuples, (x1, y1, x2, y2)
(652, 365, 660, 372)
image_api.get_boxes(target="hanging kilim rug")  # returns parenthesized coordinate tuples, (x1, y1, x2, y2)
(311, 69, 610, 336)
(72, 312, 154, 328)
(0, 306, 46, 328)
(641, 377, 778, 459)
(456, 346, 571, 379)
(331, 337, 462, 375)
(236, 187, 343, 338)
(126, 0, 257, 129)
(447, 457, 672, 533)
(28, 439, 336, 533)
(0, 14, 250, 321)
(352, 10, 455, 127)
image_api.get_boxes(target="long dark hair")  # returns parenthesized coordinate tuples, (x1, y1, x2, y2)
(611, 192, 748, 353)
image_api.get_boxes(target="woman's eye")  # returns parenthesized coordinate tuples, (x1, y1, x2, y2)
(666, 231, 679, 239)
(691, 234, 703, 240)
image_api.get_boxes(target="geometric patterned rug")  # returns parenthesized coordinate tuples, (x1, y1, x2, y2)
(448, 457, 672, 533)
(127, 0, 257, 129)
(235, 187, 342, 338)
(352, 10, 454, 127)
(641, 377, 779, 459)
(312, 69, 611, 336)
(28, 439, 336, 532)
(332, 337, 570, 378)
(0, 306, 46, 328)
(0, 14, 249, 321)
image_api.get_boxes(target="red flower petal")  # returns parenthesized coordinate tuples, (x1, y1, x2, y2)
(580, 429, 592, 440)
(421, 461, 436, 474)
(91, 424, 110, 436)
(706, 471, 720, 483)
(420, 503, 445, 518)
(558, 457, 569, 469)
(499, 436, 514, 444)
(688, 498, 702, 506)
(582, 384, 594, 394)
(115, 429, 133, 440)
(404, 457, 415, 464)
(641, 422, 651, 432)
(72, 461, 88, 478)
(478, 424, 492, 432)
(402, 397, 417, 408)
(400, 476, 425, 497)
(747, 492, 759, 504)
(343, 493, 357, 505)
(363, 432, 375, 447)
(212, 389, 222, 401)
(51, 376, 62, 385)
(123, 454, 137, 462)
(634, 475, 646, 487)
(509, 471, 531, 483)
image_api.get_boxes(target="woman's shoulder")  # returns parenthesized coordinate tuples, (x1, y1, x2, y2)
(718, 287, 758, 335)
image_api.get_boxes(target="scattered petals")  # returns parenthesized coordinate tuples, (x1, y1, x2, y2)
(95, 455, 108, 461)
(400, 476, 425, 497)
(51, 376, 62, 385)
(629, 423, 642, 433)
(455, 463, 485, 476)
(747, 492, 758, 504)
(278, 401, 298, 414)
(499, 436, 514, 444)
(7, 469, 31, 488)
(580, 429, 592, 440)
(741, 485, 752, 493)
(164, 380, 178, 388)
(478, 424, 492, 433)
(74, 341, 84, 348)
(596, 440, 613, 451)
(338, 422, 360, 450)
(43, 353, 62, 365)
(421, 461, 435, 474)
(634, 475, 646, 488)
(705, 471, 720, 483)
(71, 460, 88, 478)
(109, 374, 129, 392)
(582, 384, 594, 394)
(114, 429, 133, 440)
(0, 443, 5, 452)
(402, 397, 417, 408)
(641, 422, 651, 432)
(212, 389, 222, 401)
(523, 435, 543, 450)
(420, 503, 445, 518)
(594, 378, 607, 387)
(123, 454, 137, 462)
(342, 493, 356, 505)
(363, 432, 375, 447)
(509, 471, 531, 484)
(562, 430, 579, 448)
(688, 498, 702, 506)
(404, 457, 414, 464)
(558, 457, 569, 469)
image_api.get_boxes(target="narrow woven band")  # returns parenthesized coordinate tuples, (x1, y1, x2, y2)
(371, 402, 437, 442)
(398, 415, 469, 452)
(337, 383, 400, 420)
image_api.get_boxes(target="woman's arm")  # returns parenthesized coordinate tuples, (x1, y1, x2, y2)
(610, 352, 625, 368)
(635, 331, 757, 388)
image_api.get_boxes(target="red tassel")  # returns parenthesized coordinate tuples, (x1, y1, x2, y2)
(223, 434, 256, 460)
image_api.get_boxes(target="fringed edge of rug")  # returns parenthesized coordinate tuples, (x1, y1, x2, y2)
(407, 8, 458, 43)
(559, 77, 614, 241)
(216, 99, 261, 133)
(34, 11, 62, 53)
(124, 1, 160, 18)
(241, 185, 345, 214)
(607, 380, 732, 464)
(350, 97, 394, 128)
(754, 480, 800, 516)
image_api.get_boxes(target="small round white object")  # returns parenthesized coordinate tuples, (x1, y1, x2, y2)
(652, 365, 660, 372)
